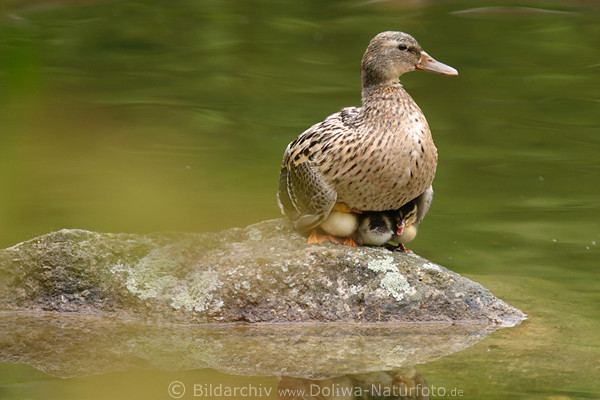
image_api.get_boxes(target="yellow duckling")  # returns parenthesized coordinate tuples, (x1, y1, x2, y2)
(391, 186, 433, 251)
(308, 203, 360, 246)
(277, 31, 457, 244)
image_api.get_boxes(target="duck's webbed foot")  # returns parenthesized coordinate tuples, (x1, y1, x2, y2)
(396, 243, 413, 253)
(341, 236, 358, 247)
(308, 231, 358, 247)
(307, 230, 328, 244)
(327, 234, 358, 247)
(384, 241, 412, 253)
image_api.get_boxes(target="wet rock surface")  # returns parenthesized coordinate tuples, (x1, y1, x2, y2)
(0, 218, 526, 325)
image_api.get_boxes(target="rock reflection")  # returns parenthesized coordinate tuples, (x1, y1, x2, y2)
(279, 368, 429, 400)
(0, 311, 497, 382)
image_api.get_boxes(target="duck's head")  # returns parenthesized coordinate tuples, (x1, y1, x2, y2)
(361, 31, 458, 90)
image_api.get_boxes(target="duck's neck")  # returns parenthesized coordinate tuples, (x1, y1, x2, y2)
(361, 61, 405, 100)
(361, 81, 405, 105)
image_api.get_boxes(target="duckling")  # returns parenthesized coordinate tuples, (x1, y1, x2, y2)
(307, 203, 360, 246)
(356, 185, 433, 249)
(277, 31, 457, 244)
(319, 211, 359, 238)
(391, 202, 418, 251)
(355, 211, 396, 246)
(390, 186, 433, 251)
(355, 200, 417, 247)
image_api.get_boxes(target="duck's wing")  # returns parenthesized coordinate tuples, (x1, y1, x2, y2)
(413, 185, 434, 226)
(277, 161, 337, 233)
(277, 107, 360, 233)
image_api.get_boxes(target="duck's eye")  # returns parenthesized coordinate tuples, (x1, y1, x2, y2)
(398, 44, 408, 51)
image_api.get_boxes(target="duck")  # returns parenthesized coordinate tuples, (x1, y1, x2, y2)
(389, 185, 433, 251)
(317, 203, 360, 246)
(353, 189, 426, 247)
(277, 31, 457, 245)
(355, 211, 396, 246)
(393, 201, 419, 245)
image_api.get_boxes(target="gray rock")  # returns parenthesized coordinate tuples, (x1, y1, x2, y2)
(0, 218, 526, 326)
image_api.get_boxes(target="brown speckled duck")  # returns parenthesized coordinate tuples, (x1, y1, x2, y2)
(277, 31, 457, 245)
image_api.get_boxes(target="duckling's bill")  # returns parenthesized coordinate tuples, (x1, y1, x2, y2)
(396, 219, 406, 235)
(416, 51, 458, 76)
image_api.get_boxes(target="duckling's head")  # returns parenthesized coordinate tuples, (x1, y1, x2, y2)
(361, 31, 458, 90)
(357, 213, 395, 246)
(393, 202, 419, 244)
(396, 202, 418, 234)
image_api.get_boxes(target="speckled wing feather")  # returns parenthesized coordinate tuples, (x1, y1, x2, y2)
(277, 161, 336, 233)
(277, 108, 360, 232)
(414, 185, 433, 225)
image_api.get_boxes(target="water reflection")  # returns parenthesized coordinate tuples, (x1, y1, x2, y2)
(0, 312, 487, 399)
(450, 6, 579, 17)
(0, 312, 491, 389)
(279, 369, 431, 400)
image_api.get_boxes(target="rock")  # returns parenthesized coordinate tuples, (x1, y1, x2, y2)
(0, 311, 494, 378)
(0, 218, 526, 326)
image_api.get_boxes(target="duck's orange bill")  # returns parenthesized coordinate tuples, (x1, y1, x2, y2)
(416, 51, 458, 76)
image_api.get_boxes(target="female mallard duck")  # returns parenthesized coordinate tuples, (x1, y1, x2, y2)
(277, 31, 457, 244)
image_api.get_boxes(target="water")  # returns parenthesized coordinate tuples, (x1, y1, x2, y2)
(1, 0, 599, 398)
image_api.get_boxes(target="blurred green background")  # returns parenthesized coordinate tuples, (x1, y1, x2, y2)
(1, 0, 599, 399)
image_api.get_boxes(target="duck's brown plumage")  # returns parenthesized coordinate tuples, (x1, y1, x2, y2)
(277, 31, 457, 235)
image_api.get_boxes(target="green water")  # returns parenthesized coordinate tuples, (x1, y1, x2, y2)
(1, 0, 599, 399)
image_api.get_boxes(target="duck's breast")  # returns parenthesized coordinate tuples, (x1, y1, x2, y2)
(325, 96, 438, 211)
